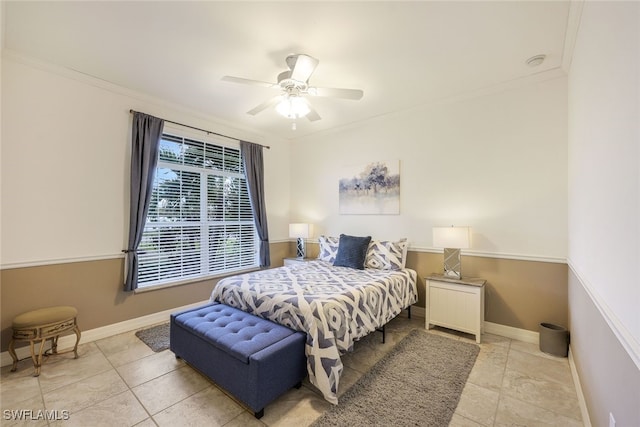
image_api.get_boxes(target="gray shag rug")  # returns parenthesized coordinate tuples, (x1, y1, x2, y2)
(135, 323, 170, 352)
(311, 329, 480, 427)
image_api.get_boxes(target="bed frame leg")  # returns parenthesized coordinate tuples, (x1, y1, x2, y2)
(407, 306, 412, 319)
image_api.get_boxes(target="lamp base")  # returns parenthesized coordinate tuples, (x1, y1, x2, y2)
(296, 238, 306, 258)
(443, 248, 462, 279)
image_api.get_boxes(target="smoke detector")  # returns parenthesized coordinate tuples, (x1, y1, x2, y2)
(526, 54, 546, 67)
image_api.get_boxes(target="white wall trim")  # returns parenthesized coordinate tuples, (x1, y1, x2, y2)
(568, 260, 640, 371)
(2, 244, 565, 271)
(561, 0, 585, 73)
(1, 49, 273, 144)
(1, 254, 125, 270)
(295, 67, 567, 142)
(1, 300, 209, 368)
(407, 245, 566, 264)
(438, 248, 565, 264)
(3, 303, 542, 367)
(569, 347, 593, 427)
(483, 321, 539, 344)
(1, 239, 294, 270)
(307, 239, 567, 265)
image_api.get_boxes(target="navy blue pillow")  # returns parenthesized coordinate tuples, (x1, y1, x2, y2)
(333, 234, 372, 270)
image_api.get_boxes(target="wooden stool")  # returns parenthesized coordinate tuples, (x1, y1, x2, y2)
(8, 306, 81, 376)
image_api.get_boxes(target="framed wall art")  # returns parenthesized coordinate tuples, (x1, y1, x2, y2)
(338, 159, 400, 215)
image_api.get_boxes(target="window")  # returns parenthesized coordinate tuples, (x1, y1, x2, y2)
(137, 133, 258, 288)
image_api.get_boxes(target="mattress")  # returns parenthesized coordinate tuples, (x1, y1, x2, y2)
(210, 259, 418, 404)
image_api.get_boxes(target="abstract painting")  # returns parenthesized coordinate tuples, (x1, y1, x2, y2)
(339, 159, 400, 214)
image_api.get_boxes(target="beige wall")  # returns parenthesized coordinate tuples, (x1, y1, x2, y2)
(1, 242, 291, 353)
(307, 242, 567, 331)
(2, 241, 566, 353)
(410, 252, 567, 331)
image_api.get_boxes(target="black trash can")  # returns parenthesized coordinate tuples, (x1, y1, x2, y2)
(539, 323, 569, 357)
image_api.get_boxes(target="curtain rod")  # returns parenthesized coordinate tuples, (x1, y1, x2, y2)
(129, 109, 270, 149)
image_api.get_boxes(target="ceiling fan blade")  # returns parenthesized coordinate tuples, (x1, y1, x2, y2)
(222, 75, 277, 88)
(289, 54, 319, 83)
(247, 96, 283, 116)
(308, 86, 364, 100)
(305, 102, 321, 122)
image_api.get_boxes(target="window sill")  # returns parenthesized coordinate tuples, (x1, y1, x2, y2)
(133, 266, 261, 294)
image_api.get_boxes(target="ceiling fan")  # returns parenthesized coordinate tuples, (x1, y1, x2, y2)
(222, 54, 363, 123)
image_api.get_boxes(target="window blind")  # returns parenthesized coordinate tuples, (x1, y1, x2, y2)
(137, 133, 258, 287)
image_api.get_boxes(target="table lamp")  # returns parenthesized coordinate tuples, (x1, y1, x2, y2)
(289, 223, 311, 258)
(432, 226, 470, 279)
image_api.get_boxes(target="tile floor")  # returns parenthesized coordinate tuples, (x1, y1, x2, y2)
(1, 316, 583, 426)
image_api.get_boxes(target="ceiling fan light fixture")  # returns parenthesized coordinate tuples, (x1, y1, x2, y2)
(223, 53, 362, 123)
(276, 95, 310, 119)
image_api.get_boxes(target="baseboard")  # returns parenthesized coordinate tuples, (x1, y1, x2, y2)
(1, 300, 209, 368)
(2, 302, 541, 367)
(569, 347, 592, 427)
(411, 306, 538, 344)
(483, 321, 539, 344)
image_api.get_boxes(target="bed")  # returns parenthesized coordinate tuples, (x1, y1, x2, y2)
(210, 235, 418, 404)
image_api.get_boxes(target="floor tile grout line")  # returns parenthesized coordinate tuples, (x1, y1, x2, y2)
(500, 341, 583, 423)
(98, 337, 185, 425)
(491, 337, 513, 426)
(36, 343, 116, 412)
(50, 337, 152, 425)
(141, 368, 214, 419)
(2, 318, 583, 427)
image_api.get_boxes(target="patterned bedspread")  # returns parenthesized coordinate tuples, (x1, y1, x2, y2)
(210, 260, 417, 404)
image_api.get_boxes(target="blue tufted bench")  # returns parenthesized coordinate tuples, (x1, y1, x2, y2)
(170, 303, 307, 418)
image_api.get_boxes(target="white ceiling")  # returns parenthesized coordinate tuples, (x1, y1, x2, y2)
(3, 1, 572, 140)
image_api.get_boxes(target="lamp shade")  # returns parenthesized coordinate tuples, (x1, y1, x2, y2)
(289, 223, 311, 239)
(433, 226, 470, 249)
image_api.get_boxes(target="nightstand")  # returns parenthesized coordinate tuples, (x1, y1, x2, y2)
(283, 257, 313, 267)
(425, 274, 486, 343)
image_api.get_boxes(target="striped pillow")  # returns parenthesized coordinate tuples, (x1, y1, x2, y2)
(317, 235, 340, 263)
(365, 238, 408, 270)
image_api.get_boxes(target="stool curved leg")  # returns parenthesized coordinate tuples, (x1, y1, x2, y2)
(72, 325, 81, 359)
(51, 336, 59, 354)
(29, 340, 38, 376)
(8, 339, 18, 372)
(34, 339, 46, 377)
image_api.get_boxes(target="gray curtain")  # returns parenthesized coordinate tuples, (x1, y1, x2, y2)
(240, 140, 271, 267)
(124, 112, 164, 291)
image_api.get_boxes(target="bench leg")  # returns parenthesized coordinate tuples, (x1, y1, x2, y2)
(72, 324, 81, 359)
(33, 339, 47, 377)
(8, 339, 18, 372)
(50, 336, 59, 354)
(254, 409, 264, 419)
